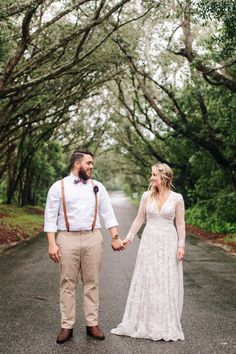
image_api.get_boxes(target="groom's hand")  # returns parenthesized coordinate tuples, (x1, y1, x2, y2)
(111, 237, 124, 251)
(48, 242, 61, 263)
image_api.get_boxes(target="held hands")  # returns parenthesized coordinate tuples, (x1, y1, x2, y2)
(48, 243, 61, 263)
(111, 237, 124, 251)
(111, 237, 130, 251)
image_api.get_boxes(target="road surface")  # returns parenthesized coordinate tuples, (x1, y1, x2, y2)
(0, 192, 235, 354)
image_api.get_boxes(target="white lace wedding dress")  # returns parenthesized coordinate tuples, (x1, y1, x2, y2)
(111, 191, 185, 341)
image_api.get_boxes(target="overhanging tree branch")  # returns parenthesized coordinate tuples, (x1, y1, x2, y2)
(0, 0, 45, 90)
(167, 3, 236, 92)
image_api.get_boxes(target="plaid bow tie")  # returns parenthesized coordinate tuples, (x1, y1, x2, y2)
(74, 178, 87, 184)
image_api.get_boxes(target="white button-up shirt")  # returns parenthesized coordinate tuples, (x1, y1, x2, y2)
(44, 174, 118, 232)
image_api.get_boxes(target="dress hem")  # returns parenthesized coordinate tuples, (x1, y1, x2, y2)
(111, 329, 185, 342)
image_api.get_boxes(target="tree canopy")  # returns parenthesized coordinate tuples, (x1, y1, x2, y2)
(0, 0, 235, 233)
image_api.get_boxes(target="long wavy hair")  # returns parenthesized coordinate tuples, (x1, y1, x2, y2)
(148, 163, 174, 205)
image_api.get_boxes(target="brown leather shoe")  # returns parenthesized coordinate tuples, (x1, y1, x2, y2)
(86, 325, 105, 340)
(56, 328, 73, 344)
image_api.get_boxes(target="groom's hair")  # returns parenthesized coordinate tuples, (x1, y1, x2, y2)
(70, 150, 93, 167)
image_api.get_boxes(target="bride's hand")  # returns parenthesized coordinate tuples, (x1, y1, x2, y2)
(123, 238, 130, 249)
(177, 247, 185, 261)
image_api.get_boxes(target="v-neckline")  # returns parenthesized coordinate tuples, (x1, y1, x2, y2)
(158, 191, 172, 211)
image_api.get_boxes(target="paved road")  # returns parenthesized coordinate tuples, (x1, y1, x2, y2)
(0, 192, 235, 354)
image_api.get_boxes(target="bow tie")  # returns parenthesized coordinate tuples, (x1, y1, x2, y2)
(74, 178, 88, 184)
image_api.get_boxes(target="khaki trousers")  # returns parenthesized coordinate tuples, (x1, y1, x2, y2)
(56, 229, 103, 329)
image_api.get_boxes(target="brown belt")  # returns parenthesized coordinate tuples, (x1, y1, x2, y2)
(57, 230, 95, 234)
(61, 179, 98, 232)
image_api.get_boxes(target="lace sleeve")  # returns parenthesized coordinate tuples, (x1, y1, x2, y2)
(126, 192, 148, 242)
(175, 194, 186, 247)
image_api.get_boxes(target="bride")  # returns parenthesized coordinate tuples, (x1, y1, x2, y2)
(111, 163, 185, 341)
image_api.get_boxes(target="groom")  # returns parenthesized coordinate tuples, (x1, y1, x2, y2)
(44, 150, 124, 343)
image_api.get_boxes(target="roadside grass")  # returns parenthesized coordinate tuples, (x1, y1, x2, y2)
(2, 214, 43, 233)
(223, 234, 236, 243)
(0, 204, 44, 216)
(0, 204, 44, 250)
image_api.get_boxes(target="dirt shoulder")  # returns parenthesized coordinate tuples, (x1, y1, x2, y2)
(0, 205, 43, 253)
(186, 224, 236, 255)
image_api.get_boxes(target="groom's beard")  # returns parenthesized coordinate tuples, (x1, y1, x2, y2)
(79, 167, 91, 181)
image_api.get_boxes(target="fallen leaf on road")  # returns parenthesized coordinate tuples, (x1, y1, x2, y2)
(32, 296, 48, 301)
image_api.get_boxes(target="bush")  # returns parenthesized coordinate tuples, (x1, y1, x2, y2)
(186, 203, 236, 234)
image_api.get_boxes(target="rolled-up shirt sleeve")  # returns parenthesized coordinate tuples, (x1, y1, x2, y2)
(44, 182, 60, 232)
(99, 185, 118, 229)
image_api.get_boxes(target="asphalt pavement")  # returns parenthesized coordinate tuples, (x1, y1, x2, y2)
(0, 191, 235, 354)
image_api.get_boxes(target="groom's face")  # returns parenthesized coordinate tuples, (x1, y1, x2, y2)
(76, 154, 93, 180)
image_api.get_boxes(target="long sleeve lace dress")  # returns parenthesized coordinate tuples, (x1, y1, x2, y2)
(111, 190, 185, 341)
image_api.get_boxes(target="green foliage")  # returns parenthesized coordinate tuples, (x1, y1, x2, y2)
(93, 151, 122, 191)
(26, 141, 66, 206)
(0, 27, 9, 65)
(0, 179, 7, 204)
(193, 0, 236, 59)
(186, 204, 236, 234)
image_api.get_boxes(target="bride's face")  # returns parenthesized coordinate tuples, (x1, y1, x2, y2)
(150, 167, 162, 187)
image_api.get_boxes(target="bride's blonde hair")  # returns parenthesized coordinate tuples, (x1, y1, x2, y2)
(149, 163, 174, 201)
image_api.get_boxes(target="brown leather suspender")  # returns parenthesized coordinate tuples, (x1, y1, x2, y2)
(61, 179, 70, 232)
(60, 179, 98, 232)
(90, 179, 98, 231)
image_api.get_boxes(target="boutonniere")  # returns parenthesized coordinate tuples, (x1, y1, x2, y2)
(93, 185, 99, 194)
